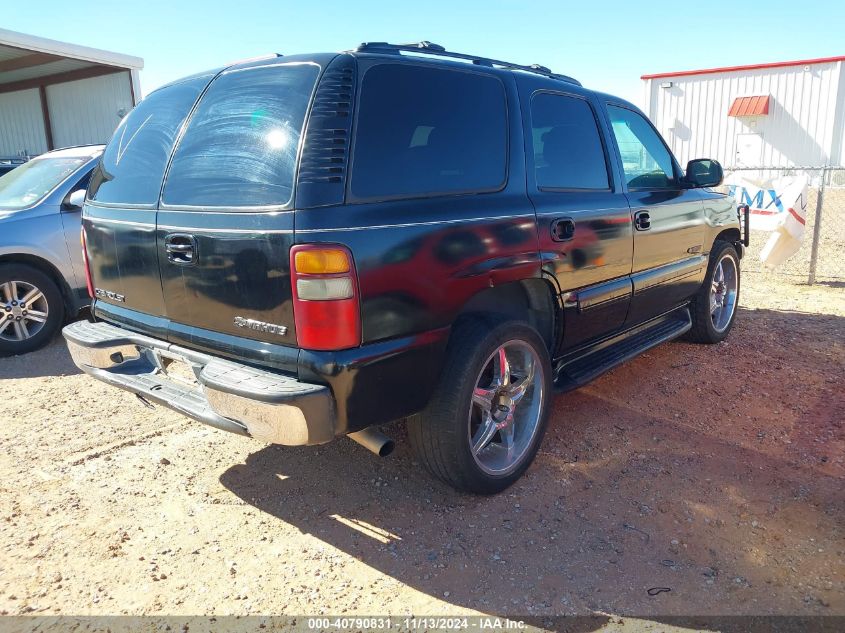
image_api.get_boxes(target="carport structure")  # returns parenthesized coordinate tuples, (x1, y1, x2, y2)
(0, 28, 142, 156)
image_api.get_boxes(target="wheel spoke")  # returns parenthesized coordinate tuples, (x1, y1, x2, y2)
(715, 262, 724, 283)
(0, 282, 11, 303)
(472, 413, 499, 455)
(9, 281, 19, 302)
(0, 319, 11, 336)
(21, 288, 44, 306)
(494, 346, 510, 387)
(18, 320, 29, 339)
(12, 321, 25, 341)
(499, 412, 515, 455)
(712, 305, 722, 323)
(472, 386, 496, 413)
(25, 310, 47, 324)
(507, 361, 535, 404)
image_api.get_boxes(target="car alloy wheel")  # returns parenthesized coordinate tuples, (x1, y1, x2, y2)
(710, 254, 738, 333)
(468, 340, 545, 476)
(0, 280, 50, 342)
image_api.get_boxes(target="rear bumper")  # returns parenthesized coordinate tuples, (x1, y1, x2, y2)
(62, 320, 335, 445)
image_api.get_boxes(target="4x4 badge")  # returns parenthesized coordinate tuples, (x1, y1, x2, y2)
(233, 316, 287, 336)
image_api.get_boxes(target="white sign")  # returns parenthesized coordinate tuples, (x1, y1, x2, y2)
(725, 173, 809, 269)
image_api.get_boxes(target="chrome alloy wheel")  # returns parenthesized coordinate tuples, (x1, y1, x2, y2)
(710, 254, 738, 333)
(468, 340, 545, 476)
(0, 280, 49, 342)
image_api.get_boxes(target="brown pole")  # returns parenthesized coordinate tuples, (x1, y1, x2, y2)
(38, 84, 54, 151)
(127, 70, 136, 106)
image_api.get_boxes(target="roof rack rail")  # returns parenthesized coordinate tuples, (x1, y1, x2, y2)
(354, 41, 581, 86)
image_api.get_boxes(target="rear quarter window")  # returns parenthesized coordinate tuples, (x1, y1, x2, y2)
(350, 64, 508, 200)
(161, 63, 319, 208)
(87, 77, 209, 205)
(530, 92, 610, 190)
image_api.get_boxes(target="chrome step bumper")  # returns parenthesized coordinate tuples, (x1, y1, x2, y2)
(62, 320, 335, 446)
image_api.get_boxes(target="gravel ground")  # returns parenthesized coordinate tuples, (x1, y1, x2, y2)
(0, 270, 842, 620)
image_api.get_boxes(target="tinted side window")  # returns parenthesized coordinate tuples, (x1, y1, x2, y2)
(88, 77, 208, 205)
(607, 105, 677, 190)
(162, 63, 319, 208)
(70, 168, 93, 193)
(351, 64, 507, 199)
(531, 93, 609, 190)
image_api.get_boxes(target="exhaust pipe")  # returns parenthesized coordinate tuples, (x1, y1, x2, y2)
(348, 428, 395, 457)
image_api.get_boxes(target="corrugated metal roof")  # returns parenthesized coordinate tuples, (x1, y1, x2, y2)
(0, 45, 27, 63)
(0, 28, 142, 91)
(0, 58, 95, 84)
(642, 54, 845, 80)
(728, 95, 770, 117)
(0, 28, 142, 70)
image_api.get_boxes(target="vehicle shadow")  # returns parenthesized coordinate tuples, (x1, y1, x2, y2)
(0, 332, 80, 378)
(816, 280, 845, 289)
(220, 306, 843, 619)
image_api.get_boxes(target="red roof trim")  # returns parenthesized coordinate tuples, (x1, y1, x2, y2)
(728, 95, 770, 117)
(641, 54, 845, 80)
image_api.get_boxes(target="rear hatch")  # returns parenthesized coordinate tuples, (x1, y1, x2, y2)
(84, 74, 213, 338)
(84, 60, 323, 365)
(156, 61, 320, 354)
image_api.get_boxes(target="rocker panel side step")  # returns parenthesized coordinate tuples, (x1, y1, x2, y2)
(554, 307, 692, 392)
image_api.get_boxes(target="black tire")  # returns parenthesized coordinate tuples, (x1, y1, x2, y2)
(408, 318, 553, 494)
(686, 241, 740, 344)
(0, 263, 65, 357)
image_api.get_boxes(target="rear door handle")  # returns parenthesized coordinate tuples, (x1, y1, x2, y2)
(551, 217, 576, 242)
(164, 233, 197, 265)
(634, 210, 651, 231)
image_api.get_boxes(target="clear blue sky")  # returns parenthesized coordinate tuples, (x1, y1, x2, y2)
(7, 0, 844, 105)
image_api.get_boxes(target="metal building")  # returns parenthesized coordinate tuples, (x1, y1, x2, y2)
(642, 55, 845, 167)
(0, 29, 142, 157)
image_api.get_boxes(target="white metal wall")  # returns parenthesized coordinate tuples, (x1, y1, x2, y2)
(644, 61, 845, 167)
(0, 88, 48, 156)
(46, 71, 133, 148)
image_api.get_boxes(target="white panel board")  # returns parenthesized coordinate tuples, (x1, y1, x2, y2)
(0, 88, 48, 156)
(46, 71, 133, 148)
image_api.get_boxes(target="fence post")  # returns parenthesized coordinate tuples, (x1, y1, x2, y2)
(807, 167, 827, 285)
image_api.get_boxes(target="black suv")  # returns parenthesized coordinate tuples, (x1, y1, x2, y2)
(63, 42, 745, 494)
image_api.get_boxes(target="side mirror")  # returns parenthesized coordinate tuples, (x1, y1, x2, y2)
(685, 159, 723, 188)
(64, 189, 86, 211)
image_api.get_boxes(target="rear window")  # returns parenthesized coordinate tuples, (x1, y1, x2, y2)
(351, 64, 507, 200)
(161, 63, 319, 208)
(87, 77, 208, 205)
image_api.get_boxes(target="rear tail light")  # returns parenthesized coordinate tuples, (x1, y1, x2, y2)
(290, 244, 361, 350)
(80, 226, 94, 299)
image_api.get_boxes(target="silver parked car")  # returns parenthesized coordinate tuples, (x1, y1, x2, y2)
(0, 157, 28, 177)
(0, 145, 104, 356)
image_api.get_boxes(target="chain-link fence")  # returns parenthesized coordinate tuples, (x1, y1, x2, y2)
(720, 166, 845, 285)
